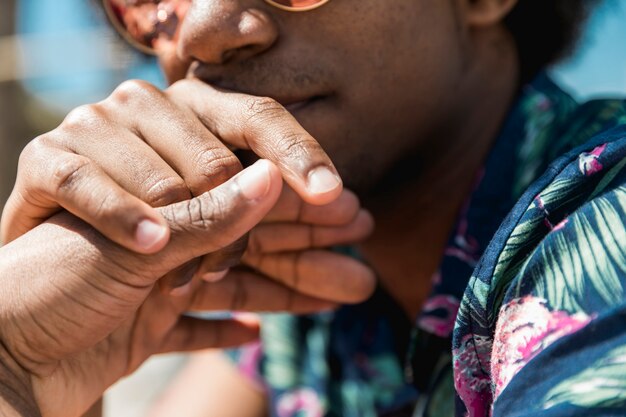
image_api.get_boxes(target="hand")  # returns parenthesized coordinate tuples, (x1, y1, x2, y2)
(195, 185, 376, 304)
(0, 161, 351, 417)
(1, 79, 342, 255)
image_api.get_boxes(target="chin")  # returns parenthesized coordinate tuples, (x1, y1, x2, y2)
(340, 149, 424, 207)
(332, 157, 382, 200)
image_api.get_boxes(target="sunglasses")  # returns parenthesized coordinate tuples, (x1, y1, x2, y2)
(103, 0, 331, 55)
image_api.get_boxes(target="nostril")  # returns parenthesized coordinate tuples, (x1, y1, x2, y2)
(176, 4, 279, 66)
(220, 44, 262, 65)
(221, 49, 237, 64)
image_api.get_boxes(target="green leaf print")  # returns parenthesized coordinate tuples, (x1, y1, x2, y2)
(543, 344, 626, 409)
(520, 188, 626, 313)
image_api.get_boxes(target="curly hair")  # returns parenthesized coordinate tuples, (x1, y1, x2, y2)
(504, 0, 602, 81)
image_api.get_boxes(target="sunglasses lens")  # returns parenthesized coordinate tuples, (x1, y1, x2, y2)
(103, 0, 188, 54)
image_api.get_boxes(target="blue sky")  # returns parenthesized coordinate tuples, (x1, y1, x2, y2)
(551, 0, 626, 100)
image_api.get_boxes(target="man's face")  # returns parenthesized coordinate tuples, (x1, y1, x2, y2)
(159, 0, 469, 195)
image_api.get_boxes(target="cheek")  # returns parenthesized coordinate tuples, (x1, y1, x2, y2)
(344, 3, 464, 120)
(306, 2, 466, 187)
(356, 10, 462, 121)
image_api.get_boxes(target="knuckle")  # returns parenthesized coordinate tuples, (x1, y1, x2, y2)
(165, 79, 193, 97)
(18, 135, 49, 167)
(84, 190, 118, 223)
(274, 132, 313, 158)
(241, 96, 316, 158)
(192, 148, 242, 189)
(110, 79, 161, 105)
(243, 96, 286, 125)
(61, 104, 107, 132)
(194, 192, 228, 228)
(50, 154, 93, 196)
(144, 176, 191, 207)
(167, 191, 227, 232)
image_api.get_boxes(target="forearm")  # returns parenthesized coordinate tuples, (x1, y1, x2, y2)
(0, 344, 39, 417)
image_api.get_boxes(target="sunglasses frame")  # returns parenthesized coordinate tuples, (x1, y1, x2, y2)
(102, 0, 160, 55)
(102, 0, 331, 55)
(263, 0, 330, 12)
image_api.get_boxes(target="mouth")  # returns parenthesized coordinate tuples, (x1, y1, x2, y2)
(281, 95, 327, 114)
(192, 75, 329, 115)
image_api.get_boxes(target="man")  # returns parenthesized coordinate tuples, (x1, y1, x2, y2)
(2, 0, 626, 416)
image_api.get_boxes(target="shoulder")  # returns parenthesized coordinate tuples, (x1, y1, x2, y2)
(491, 133, 626, 398)
(489, 160, 626, 414)
(454, 121, 626, 416)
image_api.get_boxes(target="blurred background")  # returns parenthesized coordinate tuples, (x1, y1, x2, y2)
(0, 0, 625, 416)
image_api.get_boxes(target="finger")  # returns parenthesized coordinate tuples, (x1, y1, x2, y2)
(196, 235, 249, 272)
(161, 234, 246, 294)
(200, 269, 230, 283)
(158, 316, 260, 354)
(159, 258, 201, 296)
(57, 102, 193, 207)
(248, 209, 374, 254)
(188, 269, 337, 313)
(104, 80, 243, 197)
(65, 159, 281, 291)
(2, 143, 169, 254)
(244, 250, 376, 303)
(190, 235, 247, 283)
(167, 79, 343, 205)
(263, 185, 362, 225)
(154, 159, 282, 274)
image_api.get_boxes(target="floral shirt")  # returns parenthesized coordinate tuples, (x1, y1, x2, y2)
(228, 73, 626, 417)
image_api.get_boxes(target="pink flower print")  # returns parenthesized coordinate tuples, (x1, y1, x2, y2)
(236, 341, 265, 389)
(534, 194, 557, 230)
(277, 388, 324, 417)
(454, 218, 480, 255)
(445, 247, 480, 267)
(534, 194, 546, 211)
(491, 296, 591, 400)
(453, 334, 493, 417)
(445, 185, 481, 267)
(552, 217, 569, 231)
(418, 295, 461, 337)
(446, 217, 481, 267)
(431, 270, 442, 285)
(578, 143, 607, 176)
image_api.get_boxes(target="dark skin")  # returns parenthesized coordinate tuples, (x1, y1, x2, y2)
(0, 0, 521, 415)
(0, 161, 376, 417)
(362, 20, 519, 317)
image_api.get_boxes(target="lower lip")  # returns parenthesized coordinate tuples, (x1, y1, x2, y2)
(284, 96, 323, 113)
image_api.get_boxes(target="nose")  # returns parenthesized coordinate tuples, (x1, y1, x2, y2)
(177, 1, 279, 65)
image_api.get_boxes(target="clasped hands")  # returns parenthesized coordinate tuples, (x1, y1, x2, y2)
(0, 80, 375, 417)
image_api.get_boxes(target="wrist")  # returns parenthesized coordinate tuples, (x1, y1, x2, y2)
(0, 343, 40, 417)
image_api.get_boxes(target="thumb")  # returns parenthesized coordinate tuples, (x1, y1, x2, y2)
(154, 159, 282, 273)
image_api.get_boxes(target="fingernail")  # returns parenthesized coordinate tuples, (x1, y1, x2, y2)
(170, 280, 192, 297)
(236, 160, 271, 201)
(307, 166, 341, 195)
(202, 269, 230, 283)
(135, 219, 168, 251)
(233, 312, 261, 326)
